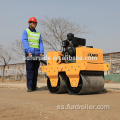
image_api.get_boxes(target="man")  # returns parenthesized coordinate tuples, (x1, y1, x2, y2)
(22, 17, 44, 92)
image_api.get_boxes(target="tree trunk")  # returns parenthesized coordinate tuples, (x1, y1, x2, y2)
(2, 66, 5, 82)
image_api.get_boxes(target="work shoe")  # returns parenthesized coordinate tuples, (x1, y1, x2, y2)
(27, 88, 32, 92)
(32, 87, 41, 91)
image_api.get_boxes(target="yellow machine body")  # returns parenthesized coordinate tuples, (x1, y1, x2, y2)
(42, 47, 110, 88)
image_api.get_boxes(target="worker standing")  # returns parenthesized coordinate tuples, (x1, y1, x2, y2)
(22, 17, 44, 92)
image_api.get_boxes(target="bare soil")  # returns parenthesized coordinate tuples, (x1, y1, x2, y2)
(0, 81, 120, 120)
(104, 79, 115, 83)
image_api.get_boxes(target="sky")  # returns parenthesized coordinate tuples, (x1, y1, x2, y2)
(0, 0, 120, 57)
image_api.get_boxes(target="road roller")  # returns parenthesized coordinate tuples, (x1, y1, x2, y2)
(42, 33, 110, 95)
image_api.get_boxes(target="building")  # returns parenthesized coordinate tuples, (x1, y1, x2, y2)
(0, 52, 119, 79)
(0, 62, 46, 80)
(103, 52, 120, 75)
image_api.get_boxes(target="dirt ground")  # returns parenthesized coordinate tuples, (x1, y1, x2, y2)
(0, 81, 120, 120)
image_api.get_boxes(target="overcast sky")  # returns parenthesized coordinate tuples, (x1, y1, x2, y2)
(0, 0, 120, 55)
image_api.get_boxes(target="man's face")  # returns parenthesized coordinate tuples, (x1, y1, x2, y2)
(29, 22, 37, 29)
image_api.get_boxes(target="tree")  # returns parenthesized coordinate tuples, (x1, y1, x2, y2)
(11, 17, 88, 57)
(0, 47, 14, 81)
(11, 40, 24, 58)
(39, 17, 87, 51)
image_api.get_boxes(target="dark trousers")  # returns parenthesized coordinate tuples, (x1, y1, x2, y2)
(25, 59, 40, 89)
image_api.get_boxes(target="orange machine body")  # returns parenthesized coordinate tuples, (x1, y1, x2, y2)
(42, 47, 110, 87)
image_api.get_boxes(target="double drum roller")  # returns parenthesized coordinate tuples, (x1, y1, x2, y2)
(47, 71, 104, 95)
(42, 33, 110, 95)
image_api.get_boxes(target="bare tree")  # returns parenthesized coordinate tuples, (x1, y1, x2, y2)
(39, 17, 87, 51)
(11, 17, 88, 57)
(0, 47, 14, 81)
(11, 40, 24, 58)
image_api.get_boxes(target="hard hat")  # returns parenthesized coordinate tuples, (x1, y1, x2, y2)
(28, 17, 38, 23)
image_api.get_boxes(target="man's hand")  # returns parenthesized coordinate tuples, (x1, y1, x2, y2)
(28, 53, 32, 56)
(40, 53, 43, 57)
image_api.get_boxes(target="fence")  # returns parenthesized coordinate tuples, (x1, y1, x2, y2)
(0, 62, 47, 81)
(1, 52, 120, 81)
(105, 74, 120, 83)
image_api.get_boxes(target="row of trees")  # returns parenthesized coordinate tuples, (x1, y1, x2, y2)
(0, 17, 87, 81)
